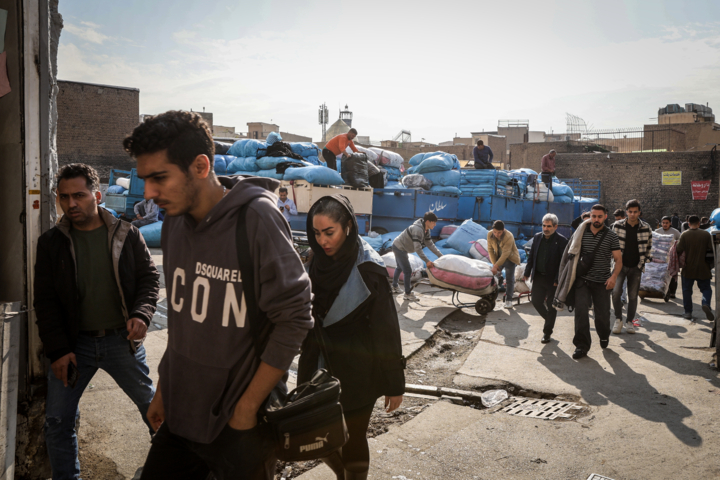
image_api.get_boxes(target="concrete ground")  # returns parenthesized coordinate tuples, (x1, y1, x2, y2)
(76, 249, 720, 479)
(300, 284, 720, 480)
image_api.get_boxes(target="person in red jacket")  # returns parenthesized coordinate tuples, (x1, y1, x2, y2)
(322, 128, 359, 171)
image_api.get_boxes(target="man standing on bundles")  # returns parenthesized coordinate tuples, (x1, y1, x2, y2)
(322, 128, 359, 172)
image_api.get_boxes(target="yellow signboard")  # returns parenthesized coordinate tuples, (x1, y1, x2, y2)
(662, 171, 682, 185)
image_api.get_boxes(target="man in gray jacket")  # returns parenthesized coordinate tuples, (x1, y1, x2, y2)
(392, 212, 442, 301)
(125, 111, 313, 480)
(131, 198, 159, 228)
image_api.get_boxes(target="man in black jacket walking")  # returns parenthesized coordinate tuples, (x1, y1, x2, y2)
(523, 214, 569, 343)
(34, 164, 160, 480)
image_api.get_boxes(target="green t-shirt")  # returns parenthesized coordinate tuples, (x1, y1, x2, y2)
(70, 225, 126, 331)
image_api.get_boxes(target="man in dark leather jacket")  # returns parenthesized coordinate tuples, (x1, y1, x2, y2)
(34, 164, 159, 480)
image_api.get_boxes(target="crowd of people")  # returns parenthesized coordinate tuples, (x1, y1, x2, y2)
(525, 200, 716, 361)
(36, 111, 403, 480)
(33, 110, 718, 479)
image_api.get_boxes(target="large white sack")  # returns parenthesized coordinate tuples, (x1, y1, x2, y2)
(115, 177, 131, 189)
(382, 252, 425, 284)
(525, 187, 554, 202)
(468, 239, 492, 264)
(515, 264, 532, 293)
(356, 145, 379, 165)
(428, 254, 495, 294)
(368, 147, 404, 169)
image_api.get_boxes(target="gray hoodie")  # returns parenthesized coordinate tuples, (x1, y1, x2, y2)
(392, 218, 442, 263)
(159, 175, 313, 444)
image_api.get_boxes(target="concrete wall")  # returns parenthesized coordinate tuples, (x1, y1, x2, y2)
(556, 151, 720, 226)
(497, 125, 528, 151)
(247, 122, 279, 140)
(280, 131, 312, 142)
(509, 141, 587, 171)
(57, 81, 139, 180)
(196, 111, 213, 131)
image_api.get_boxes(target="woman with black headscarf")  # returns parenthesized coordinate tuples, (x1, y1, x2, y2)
(298, 194, 405, 480)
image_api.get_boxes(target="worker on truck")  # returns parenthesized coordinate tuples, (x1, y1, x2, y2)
(132, 198, 159, 228)
(473, 140, 494, 169)
(322, 128, 359, 172)
(540, 149, 557, 189)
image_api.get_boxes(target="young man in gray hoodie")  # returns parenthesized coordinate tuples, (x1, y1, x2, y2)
(124, 111, 313, 479)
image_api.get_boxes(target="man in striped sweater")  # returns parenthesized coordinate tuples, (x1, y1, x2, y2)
(611, 199, 653, 334)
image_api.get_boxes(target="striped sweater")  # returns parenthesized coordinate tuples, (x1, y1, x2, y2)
(611, 218, 653, 271)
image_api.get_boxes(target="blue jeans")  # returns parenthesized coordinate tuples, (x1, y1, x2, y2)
(612, 266, 642, 322)
(392, 246, 414, 295)
(681, 277, 713, 314)
(499, 260, 516, 299)
(45, 329, 155, 480)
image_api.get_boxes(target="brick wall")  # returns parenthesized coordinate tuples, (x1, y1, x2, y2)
(510, 141, 587, 171)
(57, 81, 139, 181)
(556, 151, 720, 226)
(643, 122, 720, 152)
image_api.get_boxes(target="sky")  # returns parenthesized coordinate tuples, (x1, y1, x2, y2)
(57, 0, 720, 143)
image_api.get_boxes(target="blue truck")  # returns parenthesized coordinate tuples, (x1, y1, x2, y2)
(104, 168, 146, 217)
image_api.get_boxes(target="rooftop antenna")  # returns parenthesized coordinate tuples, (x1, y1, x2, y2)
(318, 103, 329, 142)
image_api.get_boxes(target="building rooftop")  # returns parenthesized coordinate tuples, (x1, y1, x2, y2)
(58, 79, 140, 92)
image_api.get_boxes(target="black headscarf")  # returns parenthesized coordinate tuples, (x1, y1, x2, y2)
(307, 194, 362, 317)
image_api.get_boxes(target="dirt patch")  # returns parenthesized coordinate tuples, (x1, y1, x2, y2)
(405, 308, 486, 390)
(77, 414, 124, 480)
(404, 308, 593, 419)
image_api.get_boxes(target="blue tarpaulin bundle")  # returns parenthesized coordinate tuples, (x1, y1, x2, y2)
(227, 156, 260, 173)
(710, 207, 720, 226)
(283, 166, 344, 185)
(422, 170, 461, 187)
(257, 156, 311, 170)
(242, 139, 267, 158)
(384, 166, 403, 181)
(227, 139, 250, 157)
(107, 185, 126, 194)
(551, 182, 575, 203)
(380, 232, 404, 251)
(139, 221, 163, 248)
(255, 169, 285, 180)
(446, 221, 489, 257)
(266, 132, 282, 145)
(214, 155, 228, 175)
(363, 235, 384, 251)
(409, 151, 461, 170)
(290, 142, 322, 158)
(408, 153, 458, 174)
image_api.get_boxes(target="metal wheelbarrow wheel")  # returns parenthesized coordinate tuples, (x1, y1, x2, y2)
(475, 298, 494, 315)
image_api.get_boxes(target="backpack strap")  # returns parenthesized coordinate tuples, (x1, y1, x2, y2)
(235, 204, 274, 359)
(236, 202, 333, 379)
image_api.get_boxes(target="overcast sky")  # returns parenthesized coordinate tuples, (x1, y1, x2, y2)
(58, 0, 720, 143)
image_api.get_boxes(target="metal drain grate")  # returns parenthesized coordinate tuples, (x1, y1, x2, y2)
(501, 397, 583, 420)
(587, 475, 615, 480)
